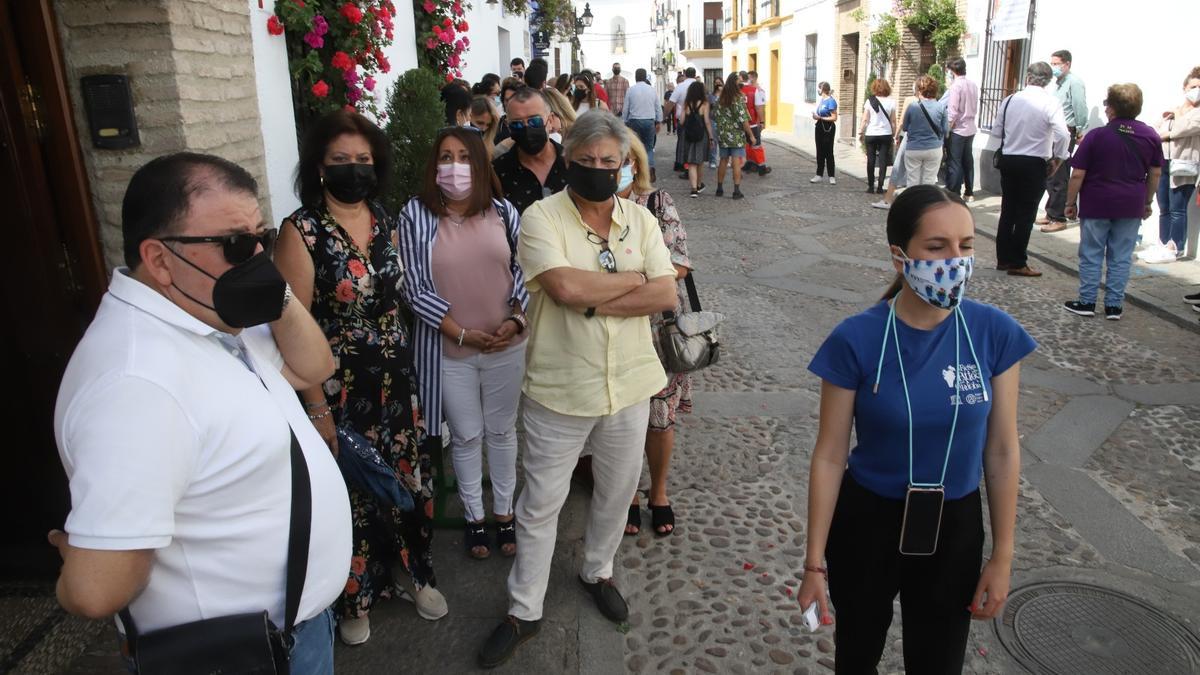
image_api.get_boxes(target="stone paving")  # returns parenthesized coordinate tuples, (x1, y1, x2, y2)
(7, 129, 1200, 674)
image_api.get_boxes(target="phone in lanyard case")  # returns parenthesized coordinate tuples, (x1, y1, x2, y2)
(899, 486, 945, 556)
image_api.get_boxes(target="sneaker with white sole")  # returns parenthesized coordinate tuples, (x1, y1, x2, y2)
(1063, 301, 1096, 317)
(1185, 291, 1200, 305)
(1104, 306, 1123, 321)
(809, 175, 822, 183)
(1192, 304, 1199, 313)
(871, 200, 890, 210)
(828, 177, 837, 185)
(339, 615, 370, 645)
(1138, 243, 1178, 264)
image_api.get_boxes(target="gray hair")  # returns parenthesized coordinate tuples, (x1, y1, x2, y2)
(562, 110, 631, 161)
(1026, 62, 1053, 87)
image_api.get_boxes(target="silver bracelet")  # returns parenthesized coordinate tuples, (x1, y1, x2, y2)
(307, 408, 332, 421)
(457, 328, 466, 347)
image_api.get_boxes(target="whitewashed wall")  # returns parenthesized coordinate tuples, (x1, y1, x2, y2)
(578, 0, 658, 79)
(248, 0, 301, 224)
(460, 4, 531, 84)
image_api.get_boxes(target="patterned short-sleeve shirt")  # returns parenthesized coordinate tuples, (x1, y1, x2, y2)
(713, 103, 750, 149)
(492, 140, 569, 214)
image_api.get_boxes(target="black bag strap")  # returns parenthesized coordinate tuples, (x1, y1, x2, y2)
(120, 428, 311, 646)
(1112, 125, 1149, 176)
(996, 95, 1015, 154)
(646, 190, 663, 220)
(868, 95, 881, 114)
(917, 100, 943, 137)
(662, 272, 701, 322)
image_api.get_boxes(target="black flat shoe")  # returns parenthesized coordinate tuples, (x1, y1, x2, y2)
(649, 503, 675, 537)
(465, 521, 490, 559)
(478, 616, 541, 669)
(624, 504, 641, 536)
(579, 577, 629, 623)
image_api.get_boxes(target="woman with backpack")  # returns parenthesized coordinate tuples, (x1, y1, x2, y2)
(859, 78, 898, 194)
(681, 80, 713, 198)
(899, 75, 948, 186)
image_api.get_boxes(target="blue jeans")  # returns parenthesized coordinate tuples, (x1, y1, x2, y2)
(625, 119, 656, 164)
(1077, 218, 1140, 307)
(945, 133, 975, 196)
(1156, 163, 1196, 251)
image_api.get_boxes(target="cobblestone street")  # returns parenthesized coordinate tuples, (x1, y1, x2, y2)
(6, 132, 1200, 675)
(614, 135, 1200, 674)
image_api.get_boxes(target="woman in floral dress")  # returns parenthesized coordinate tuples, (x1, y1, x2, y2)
(617, 129, 693, 537)
(275, 110, 444, 646)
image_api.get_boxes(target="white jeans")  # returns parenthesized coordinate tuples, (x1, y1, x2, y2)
(442, 342, 526, 523)
(904, 147, 942, 186)
(507, 396, 649, 621)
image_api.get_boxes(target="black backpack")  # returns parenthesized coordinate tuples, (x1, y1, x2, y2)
(683, 108, 706, 142)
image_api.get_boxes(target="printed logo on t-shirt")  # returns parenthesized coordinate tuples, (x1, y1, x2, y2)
(943, 364, 985, 405)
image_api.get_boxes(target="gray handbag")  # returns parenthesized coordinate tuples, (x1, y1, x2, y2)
(659, 272, 724, 373)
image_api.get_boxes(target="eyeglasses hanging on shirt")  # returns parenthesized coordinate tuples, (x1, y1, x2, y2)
(584, 228, 629, 274)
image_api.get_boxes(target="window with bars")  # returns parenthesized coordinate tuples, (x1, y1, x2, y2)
(978, 0, 1036, 130)
(804, 34, 818, 102)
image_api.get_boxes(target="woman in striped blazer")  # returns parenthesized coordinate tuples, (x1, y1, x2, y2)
(399, 127, 529, 560)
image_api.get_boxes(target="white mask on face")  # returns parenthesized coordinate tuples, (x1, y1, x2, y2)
(548, 131, 563, 144)
(1187, 87, 1200, 104)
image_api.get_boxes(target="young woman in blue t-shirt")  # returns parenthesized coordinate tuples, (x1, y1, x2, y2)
(798, 185, 1036, 673)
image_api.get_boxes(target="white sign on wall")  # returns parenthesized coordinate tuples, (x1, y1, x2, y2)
(990, 0, 1032, 42)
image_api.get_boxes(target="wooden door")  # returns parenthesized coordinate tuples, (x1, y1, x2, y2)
(0, 0, 105, 577)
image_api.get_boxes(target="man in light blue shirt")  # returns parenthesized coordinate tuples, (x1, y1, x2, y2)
(622, 68, 663, 176)
(1042, 49, 1088, 231)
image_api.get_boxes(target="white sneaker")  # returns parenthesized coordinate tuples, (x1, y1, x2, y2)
(339, 615, 370, 645)
(1138, 244, 1178, 264)
(397, 583, 449, 621)
(828, 177, 837, 185)
(871, 200, 890, 210)
(809, 175, 822, 183)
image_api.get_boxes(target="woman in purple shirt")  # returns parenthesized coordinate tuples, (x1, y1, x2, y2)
(1062, 84, 1163, 321)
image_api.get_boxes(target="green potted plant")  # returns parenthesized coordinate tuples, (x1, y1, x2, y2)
(382, 68, 444, 212)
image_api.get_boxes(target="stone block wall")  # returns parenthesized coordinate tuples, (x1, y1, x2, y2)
(54, 0, 271, 269)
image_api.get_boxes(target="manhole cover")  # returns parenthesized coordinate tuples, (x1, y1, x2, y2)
(994, 581, 1200, 674)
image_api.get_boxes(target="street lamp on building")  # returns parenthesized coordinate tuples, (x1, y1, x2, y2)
(571, 3, 593, 72)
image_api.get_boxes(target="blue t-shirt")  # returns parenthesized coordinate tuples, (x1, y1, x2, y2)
(817, 96, 838, 117)
(808, 299, 1037, 500)
(902, 99, 948, 151)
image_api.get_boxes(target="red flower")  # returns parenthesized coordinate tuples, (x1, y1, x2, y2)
(378, 55, 390, 73)
(266, 15, 284, 35)
(422, 0, 435, 12)
(311, 80, 330, 98)
(339, 2, 363, 23)
(445, 74, 453, 83)
(344, 578, 360, 594)
(343, 104, 356, 112)
(457, 20, 468, 32)
(293, 0, 305, 5)
(350, 556, 367, 575)
(331, 50, 355, 71)
(336, 279, 355, 302)
(442, 17, 452, 27)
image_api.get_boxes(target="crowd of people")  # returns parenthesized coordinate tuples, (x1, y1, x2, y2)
(44, 49, 1199, 675)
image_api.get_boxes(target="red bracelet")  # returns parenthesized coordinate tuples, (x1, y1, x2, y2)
(804, 564, 828, 578)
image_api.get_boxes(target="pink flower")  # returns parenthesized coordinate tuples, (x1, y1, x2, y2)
(364, 76, 376, 91)
(312, 14, 329, 35)
(462, 36, 469, 47)
(426, 37, 437, 49)
(336, 279, 355, 302)
(266, 15, 284, 36)
(452, 1, 463, 15)
(444, 28, 455, 41)
(422, 0, 434, 12)
(457, 20, 468, 31)
(347, 259, 367, 278)
(449, 54, 460, 67)
(303, 31, 323, 48)
(346, 86, 363, 104)
(343, 68, 359, 86)
(438, 30, 452, 44)
(454, 39, 464, 50)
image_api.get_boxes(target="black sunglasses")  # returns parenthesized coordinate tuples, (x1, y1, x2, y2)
(159, 229, 278, 264)
(507, 115, 545, 132)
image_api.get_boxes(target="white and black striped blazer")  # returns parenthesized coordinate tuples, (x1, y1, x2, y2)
(397, 197, 529, 439)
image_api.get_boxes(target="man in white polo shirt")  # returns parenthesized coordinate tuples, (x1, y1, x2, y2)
(51, 152, 351, 673)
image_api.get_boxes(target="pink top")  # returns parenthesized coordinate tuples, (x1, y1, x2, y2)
(432, 208, 525, 359)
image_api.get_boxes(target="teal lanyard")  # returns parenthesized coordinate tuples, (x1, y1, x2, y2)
(872, 300, 988, 488)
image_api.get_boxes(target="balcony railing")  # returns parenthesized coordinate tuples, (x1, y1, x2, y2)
(703, 33, 721, 49)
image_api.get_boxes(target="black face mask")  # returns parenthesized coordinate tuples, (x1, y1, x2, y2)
(613, 68, 620, 76)
(574, 88, 587, 100)
(567, 163, 619, 203)
(166, 248, 286, 328)
(511, 124, 549, 156)
(323, 163, 377, 204)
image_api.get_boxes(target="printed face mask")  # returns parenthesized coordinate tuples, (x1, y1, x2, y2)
(437, 162, 473, 201)
(894, 252, 973, 309)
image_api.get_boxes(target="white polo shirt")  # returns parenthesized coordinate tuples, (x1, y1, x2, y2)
(54, 269, 351, 632)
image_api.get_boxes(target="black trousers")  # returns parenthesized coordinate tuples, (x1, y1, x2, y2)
(815, 122, 837, 176)
(1043, 130, 1076, 221)
(865, 135, 893, 189)
(996, 155, 1048, 268)
(826, 474, 984, 675)
(945, 133, 975, 197)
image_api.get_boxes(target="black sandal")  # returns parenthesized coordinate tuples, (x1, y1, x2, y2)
(624, 504, 641, 536)
(649, 504, 675, 537)
(465, 521, 490, 559)
(494, 519, 517, 557)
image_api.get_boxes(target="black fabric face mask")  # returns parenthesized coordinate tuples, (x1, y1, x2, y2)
(567, 163, 619, 203)
(574, 88, 587, 100)
(511, 124, 549, 156)
(323, 163, 377, 204)
(166, 248, 286, 328)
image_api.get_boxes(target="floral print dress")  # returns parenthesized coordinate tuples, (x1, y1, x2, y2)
(634, 190, 694, 430)
(289, 202, 436, 619)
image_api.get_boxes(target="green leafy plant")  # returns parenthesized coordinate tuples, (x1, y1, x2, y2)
(893, 0, 965, 60)
(926, 63, 947, 98)
(269, 0, 397, 118)
(382, 68, 444, 212)
(870, 14, 901, 67)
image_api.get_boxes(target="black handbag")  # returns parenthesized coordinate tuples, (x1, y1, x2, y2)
(991, 95, 1015, 169)
(119, 429, 312, 675)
